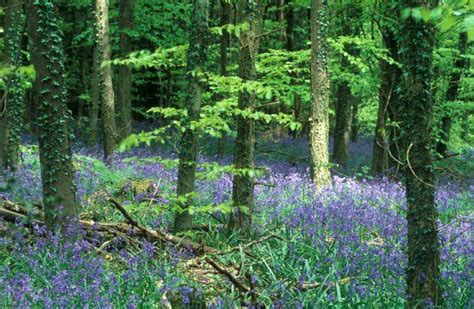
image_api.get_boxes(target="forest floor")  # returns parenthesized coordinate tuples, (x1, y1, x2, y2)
(0, 133, 472, 307)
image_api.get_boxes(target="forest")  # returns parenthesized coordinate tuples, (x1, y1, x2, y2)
(0, 0, 472, 307)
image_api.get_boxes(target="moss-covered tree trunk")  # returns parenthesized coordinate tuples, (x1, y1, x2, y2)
(95, 0, 117, 159)
(0, 0, 26, 171)
(436, 32, 468, 156)
(118, 0, 133, 140)
(26, 0, 78, 231)
(229, 0, 261, 230)
(372, 28, 401, 175)
(399, 0, 441, 306)
(174, 0, 210, 232)
(309, 0, 331, 187)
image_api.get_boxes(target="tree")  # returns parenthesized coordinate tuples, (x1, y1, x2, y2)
(174, 0, 210, 232)
(309, 0, 331, 187)
(95, 0, 118, 159)
(0, 0, 26, 171)
(398, 1, 441, 306)
(89, 44, 100, 147)
(436, 31, 469, 156)
(26, 0, 78, 231)
(332, 4, 362, 169)
(216, 0, 232, 158)
(117, 0, 133, 140)
(229, 0, 262, 230)
(372, 13, 402, 175)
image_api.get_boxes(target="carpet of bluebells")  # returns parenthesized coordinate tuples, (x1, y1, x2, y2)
(0, 136, 472, 308)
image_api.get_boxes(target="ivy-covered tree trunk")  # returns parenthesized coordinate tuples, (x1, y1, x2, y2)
(398, 1, 441, 306)
(118, 0, 133, 141)
(89, 44, 100, 147)
(372, 28, 401, 175)
(436, 32, 468, 156)
(95, 0, 117, 159)
(174, 0, 209, 232)
(229, 0, 261, 230)
(309, 0, 331, 188)
(216, 0, 231, 158)
(26, 0, 78, 231)
(0, 0, 26, 171)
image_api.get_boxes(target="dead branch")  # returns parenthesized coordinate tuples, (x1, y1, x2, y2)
(204, 257, 250, 294)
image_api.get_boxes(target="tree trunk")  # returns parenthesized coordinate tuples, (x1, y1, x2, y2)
(89, 45, 100, 147)
(309, 0, 331, 188)
(275, 0, 284, 22)
(372, 28, 401, 175)
(1, 0, 26, 171)
(436, 32, 468, 156)
(95, 0, 117, 159)
(285, 0, 294, 51)
(118, 0, 133, 141)
(398, 1, 441, 306)
(174, 0, 210, 232)
(332, 74, 351, 169)
(229, 0, 261, 230)
(332, 6, 361, 169)
(216, 0, 231, 158)
(350, 100, 359, 142)
(26, 0, 78, 232)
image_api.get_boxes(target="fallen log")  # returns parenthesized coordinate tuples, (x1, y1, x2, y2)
(0, 198, 219, 256)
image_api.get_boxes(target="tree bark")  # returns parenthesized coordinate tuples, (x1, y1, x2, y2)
(118, 0, 133, 140)
(216, 0, 231, 158)
(350, 100, 359, 142)
(26, 0, 78, 232)
(332, 71, 351, 169)
(285, 0, 294, 51)
(1, 0, 26, 171)
(332, 6, 361, 169)
(398, 1, 441, 306)
(95, 0, 117, 159)
(309, 0, 331, 188)
(229, 0, 261, 230)
(436, 32, 468, 156)
(174, 0, 210, 232)
(372, 28, 401, 175)
(89, 45, 100, 147)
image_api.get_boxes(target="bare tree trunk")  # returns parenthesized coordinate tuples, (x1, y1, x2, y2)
(332, 78, 351, 169)
(436, 32, 468, 156)
(350, 101, 359, 142)
(398, 0, 441, 306)
(332, 6, 361, 169)
(89, 45, 100, 147)
(118, 0, 133, 140)
(1, 0, 26, 171)
(372, 28, 401, 175)
(26, 0, 78, 232)
(174, 0, 210, 232)
(95, 0, 117, 159)
(229, 0, 261, 230)
(216, 0, 231, 158)
(309, 0, 331, 188)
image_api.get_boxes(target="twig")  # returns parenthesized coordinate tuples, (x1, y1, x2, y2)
(406, 143, 435, 188)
